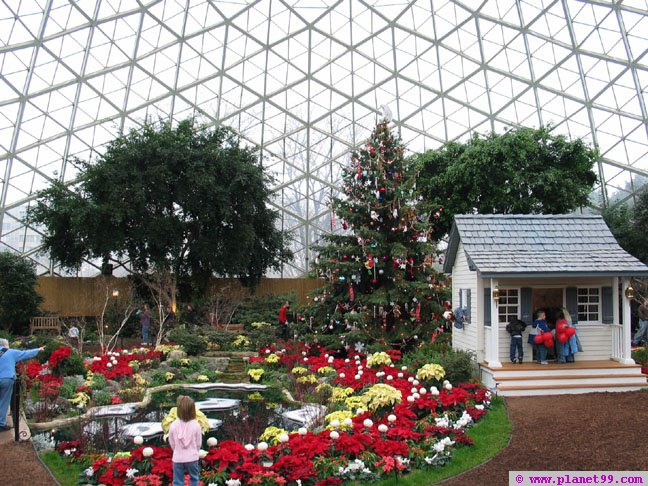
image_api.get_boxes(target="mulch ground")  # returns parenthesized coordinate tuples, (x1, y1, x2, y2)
(441, 390, 648, 486)
(1, 390, 646, 485)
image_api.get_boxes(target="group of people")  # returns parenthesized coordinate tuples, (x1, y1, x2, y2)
(506, 307, 580, 365)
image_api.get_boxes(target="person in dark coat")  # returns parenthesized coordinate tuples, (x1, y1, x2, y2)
(506, 318, 527, 364)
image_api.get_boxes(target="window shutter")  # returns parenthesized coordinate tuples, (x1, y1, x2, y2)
(566, 287, 578, 323)
(459, 289, 463, 308)
(602, 287, 613, 324)
(520, 287, 533, 324)
(484, 287, 491, 326)
(466, 289, 471, 321)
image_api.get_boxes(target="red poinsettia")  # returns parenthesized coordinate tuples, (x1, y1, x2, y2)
(334, 431, 373, 456)
(272, 454, 316, 481)
(48, 346, 72, 369)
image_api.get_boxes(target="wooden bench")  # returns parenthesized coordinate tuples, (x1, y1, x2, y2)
(29, 316, 61, 335)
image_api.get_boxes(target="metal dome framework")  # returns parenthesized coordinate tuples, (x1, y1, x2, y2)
(1, 0, 647, 276)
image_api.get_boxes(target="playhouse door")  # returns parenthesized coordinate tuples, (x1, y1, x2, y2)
(532, 288, 563, 311)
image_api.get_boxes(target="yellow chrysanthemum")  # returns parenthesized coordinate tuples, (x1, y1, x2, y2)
(324, 410, 354, 430)
(247, 368, 265, 382)
(361, 384, 402, 411)
(344, 396, 366, 412)
(296, 374, 318, 384)
(291, 367, 308, 375)
(416, 363, 446, 381)
(265, 353, 280, 364)
(259, 426, 288, 445)
(317, 366, 335, 374)
(366, 351, 393, 368)
(329, 386, 355, 403)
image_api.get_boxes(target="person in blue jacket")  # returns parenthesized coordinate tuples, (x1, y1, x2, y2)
(0, 338, 43, 431)
(528, 310, 551, 364)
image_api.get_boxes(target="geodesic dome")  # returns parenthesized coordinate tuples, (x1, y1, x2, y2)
(1, 0, 647, 276)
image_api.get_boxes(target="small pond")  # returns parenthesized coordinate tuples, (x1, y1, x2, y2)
(32, 383, 324, 454)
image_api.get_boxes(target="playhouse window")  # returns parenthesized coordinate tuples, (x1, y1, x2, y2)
(497, 288, 519, 323)
(577, 287, 600, 322)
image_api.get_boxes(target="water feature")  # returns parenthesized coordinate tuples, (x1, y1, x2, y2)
(32, 383, 311, 454)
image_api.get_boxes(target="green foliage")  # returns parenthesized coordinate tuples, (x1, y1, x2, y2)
(26, 118, 292, 289)
(0, 252, 43, 334)
(602, 203, 647, 265)
(415, 126, 598, 238)
(53, 352, 86, 378)
(90, 372, 107, 391)
(246, 326, 278, 350)
(167, 328, 208, 356)
(233, 292, 295, 325)
(40, 450, 88, 486)
(92, 389, 112, 406)
(400, 341, 476, 384)
(59, 377, 79, 399)
(631, 346, 648, 365)
(203, 328, 236, 349)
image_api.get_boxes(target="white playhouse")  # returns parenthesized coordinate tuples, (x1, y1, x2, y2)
(443, 214, 648, 396)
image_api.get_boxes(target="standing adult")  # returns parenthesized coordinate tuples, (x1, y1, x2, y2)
(278, 301, 290, 340)
(632, 297, 648, 347)
(185, 304, 197, 331)
(0, 338, 44, 431)
(140, 304, 152, 346)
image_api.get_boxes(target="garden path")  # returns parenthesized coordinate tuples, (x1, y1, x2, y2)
(0, 390, 646, 485)
(440, 390, 648, 486)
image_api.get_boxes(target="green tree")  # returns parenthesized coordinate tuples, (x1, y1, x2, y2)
(27, 118, 292, 305)
(604, 187, 648, 265)
(415, 126, 598, 237)
(0, 252, 43, 334)
(307, 122, 449, 349)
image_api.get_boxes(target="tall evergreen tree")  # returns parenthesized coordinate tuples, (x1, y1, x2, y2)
(308, 122, 448, 349)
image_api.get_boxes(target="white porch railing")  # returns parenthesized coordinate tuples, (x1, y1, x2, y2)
(610, 323, 623, 361)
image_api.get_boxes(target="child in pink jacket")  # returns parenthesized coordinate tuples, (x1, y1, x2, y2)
(169, 396, 202, 486)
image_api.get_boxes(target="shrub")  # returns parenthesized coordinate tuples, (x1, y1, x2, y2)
(54, 352, 86, 377)
(631, 346, 648, 364)
(90, 373, 107, 391)
(59, 377, 79, 399)
(167, 328, 208, 356)
(203, 328, 236, 349)
(92, 389, 112, 406)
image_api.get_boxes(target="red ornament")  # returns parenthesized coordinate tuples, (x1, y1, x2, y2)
(371, 279, 378, 284)
(349, 284, 354, 302)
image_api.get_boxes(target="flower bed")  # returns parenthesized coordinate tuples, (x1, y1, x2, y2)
(71, 345, 491, 485)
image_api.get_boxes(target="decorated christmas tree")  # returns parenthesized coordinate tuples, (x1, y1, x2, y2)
(307, 121, 449, 350)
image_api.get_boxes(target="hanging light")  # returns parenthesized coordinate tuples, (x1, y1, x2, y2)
(624, 285, 635, 300)
(492, 287, 500, 302)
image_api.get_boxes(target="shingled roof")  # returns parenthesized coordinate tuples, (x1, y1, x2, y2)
(443, 214, 648, 277)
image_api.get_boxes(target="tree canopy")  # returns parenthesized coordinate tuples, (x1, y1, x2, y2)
(414, 126, 598, 237)
(0, 252, 42, 334)
(603, 186, 648, 265)
(27, 119, 292, 289)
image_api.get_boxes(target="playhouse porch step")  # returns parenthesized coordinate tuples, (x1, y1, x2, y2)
(496, 382, 648, 396)
(480, 360, 647, 396)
